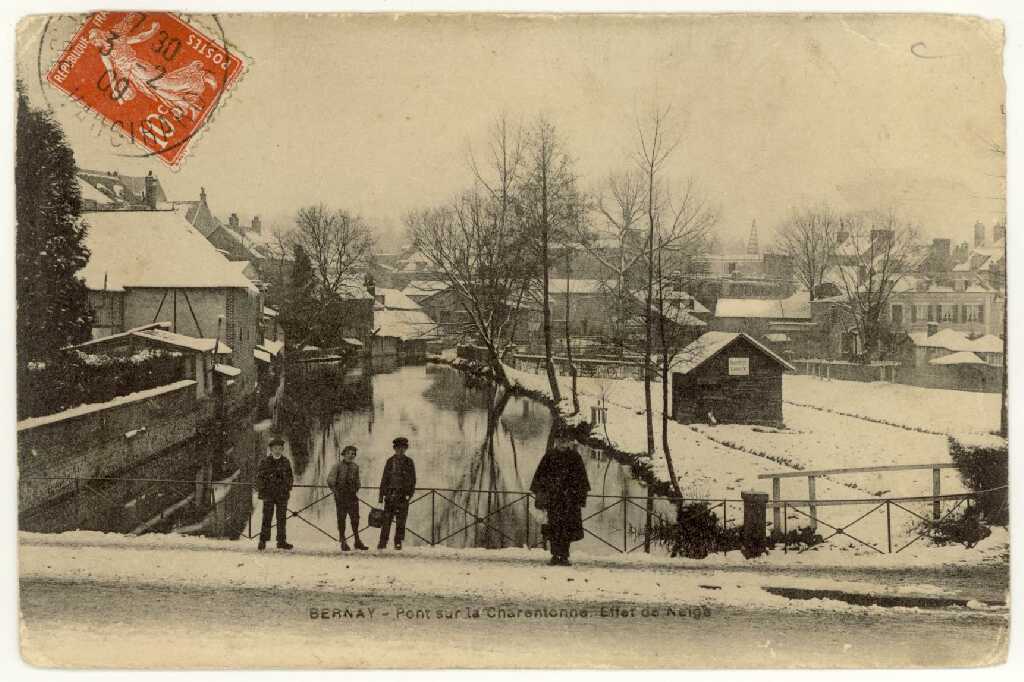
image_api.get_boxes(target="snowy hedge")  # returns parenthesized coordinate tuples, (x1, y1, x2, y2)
(18, 349, 186, 419)
(949, 434, 1008, 526)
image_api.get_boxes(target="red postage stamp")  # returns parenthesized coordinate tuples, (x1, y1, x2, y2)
(46, 11, 245, 168)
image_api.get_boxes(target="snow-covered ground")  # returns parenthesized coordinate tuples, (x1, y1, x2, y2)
(20, 530, 1008, 668)
(18, 530, 1009, 602)
(784, 374, 1001, 437)
(486, 362, 1006, 558)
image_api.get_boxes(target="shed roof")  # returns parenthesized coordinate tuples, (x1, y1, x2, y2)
(376, 288, 422, 311)
(79, 210, 258, 292)
(929, 351, 986, 366)
(908, 328, 975, 352)
(715, 292, 811, 320)
(375, 308, 439, 341)
(671, 331, 796, 375)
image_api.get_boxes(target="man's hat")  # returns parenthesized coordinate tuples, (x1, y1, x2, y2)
(392, 437, 409, 448)
(268, 436, 285, 446)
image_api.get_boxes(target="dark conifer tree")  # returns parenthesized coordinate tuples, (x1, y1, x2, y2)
(15, 88, 93, 377)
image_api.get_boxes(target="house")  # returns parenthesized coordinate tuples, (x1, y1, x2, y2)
(372, 288, 440, 361)
(671, 331, 795, 427)
(884, 276, 1004, 338)
(76, 168, 169, 210)
(78, 208, 262, 398)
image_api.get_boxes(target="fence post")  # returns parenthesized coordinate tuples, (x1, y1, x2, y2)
(74, 477, 81, 529)
(886, 500, 893, 554)
(741, 491, 769, 558)
(771, 477, 781, 536)
(807, 476, 818, 531)
(524, 494, 530, 549)
(644, 492, 653, 553)
(622, 495, 628, 553)
(430, 490, 436, 546)
(932, 468, 941, 520)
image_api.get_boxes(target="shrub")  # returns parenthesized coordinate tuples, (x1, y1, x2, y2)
(949, 434, 1008, 525)
(918, 504, 992, 549)
(18, 349, 185, 419)
(770, 526, 824, 551)
(651, 502, 743, 559)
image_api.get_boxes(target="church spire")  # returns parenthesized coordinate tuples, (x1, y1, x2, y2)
(746, 219, 760, 255)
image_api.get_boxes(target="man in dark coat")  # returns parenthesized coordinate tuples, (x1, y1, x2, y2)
(377, 436, 417, 550)
(256, 436, 294, 550)
(530, 430, 590, 566)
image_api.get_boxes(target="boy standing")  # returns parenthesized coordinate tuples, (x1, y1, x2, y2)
(256, 436, 294, 551)
(377, 436, 417, 550)
(327, 445, 369, 551)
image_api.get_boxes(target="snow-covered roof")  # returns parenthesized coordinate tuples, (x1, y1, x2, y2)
(77, 177, 115, 205)
(375, 308, 439, 341)
(969, 334, 1003, 354)
(929, 351, 986, 366)
(908, 328, 975, 353)
(254, 348, 272, 364)
(214, 363, 242, 377)
(135, 328, 233, 354)
(263, 306, 278, 318)
(257, 339, 284, 356)
(547, 279, 610, 295)
(765, 333, 790, 342)
(402, 280, 449, 297)
(376, 288, 422, 311)
(79, 210, 258, 293)
(671, 331, 796, 375)
(715, 292, 811, 320)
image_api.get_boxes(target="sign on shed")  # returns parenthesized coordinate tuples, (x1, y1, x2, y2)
(728, 357, 750, 376)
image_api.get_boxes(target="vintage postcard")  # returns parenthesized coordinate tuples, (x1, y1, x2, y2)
(13, 11, 1008, 669)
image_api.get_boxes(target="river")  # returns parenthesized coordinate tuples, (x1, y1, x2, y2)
(255, 363, 656, 556)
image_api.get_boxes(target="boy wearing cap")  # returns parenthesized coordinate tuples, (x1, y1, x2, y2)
(256, 435, 294, 550)
(327, 445, 369, 551)
(377, 437, 417, 550)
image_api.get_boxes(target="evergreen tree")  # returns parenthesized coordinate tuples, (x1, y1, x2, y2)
(15, 88, 93, 374)
(279, 243, 317, 348)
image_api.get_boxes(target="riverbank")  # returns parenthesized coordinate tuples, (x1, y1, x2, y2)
(431, 353, 1009, 566)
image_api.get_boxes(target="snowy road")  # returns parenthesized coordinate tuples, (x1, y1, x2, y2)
(18, 532, 1008, 668)
(20, 577, 1006, 668)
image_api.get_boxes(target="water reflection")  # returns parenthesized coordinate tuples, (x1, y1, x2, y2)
(262, 364, 655, 555)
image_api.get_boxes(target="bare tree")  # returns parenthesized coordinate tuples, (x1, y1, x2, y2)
(832, 210, 924, 361)
(775, 204, 840, 300)
(407, 193, 530, 386)
(288, 204, 375, 347)
(577, 170, 648, 353)
(520, 115, 578, 407)
(633, 106, 716, 498)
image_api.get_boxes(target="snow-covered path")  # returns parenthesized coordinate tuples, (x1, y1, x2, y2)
(19, 533, 1008, 668)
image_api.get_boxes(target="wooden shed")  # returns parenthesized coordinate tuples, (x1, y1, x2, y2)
(671, 331, 795, 427)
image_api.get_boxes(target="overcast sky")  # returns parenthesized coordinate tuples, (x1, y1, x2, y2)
(18, 13, 1006, 251)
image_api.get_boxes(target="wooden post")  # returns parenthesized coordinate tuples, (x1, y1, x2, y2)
(741, 491, 769, 557)
(771, 477, 781, 535)
(807, 476, 818, 530)
(622, 495, 628, 552)
(885, 500, 893, 553)
(932, 467, 941, 520)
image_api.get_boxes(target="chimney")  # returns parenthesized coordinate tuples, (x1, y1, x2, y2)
(200, 186, 208, 206)
(974, 221, 986, 247)
(993, 222, 1006, 244)
(927, 322, 939, 337)
(251, 215, 262, 234)
(144, 170, 158, 210)
(228, 213, 240, 231)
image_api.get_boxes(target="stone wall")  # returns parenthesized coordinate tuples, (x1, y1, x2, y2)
(17, 380, 215, 516)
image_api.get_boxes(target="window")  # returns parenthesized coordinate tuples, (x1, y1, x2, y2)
(927, 305, 936, 322)
(941, 305, 955, 323)
(891, 304, 904, 325)
(977, 305, 985, 323)
(964, 305, 979, 322)
(913, 304, 927, 323)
